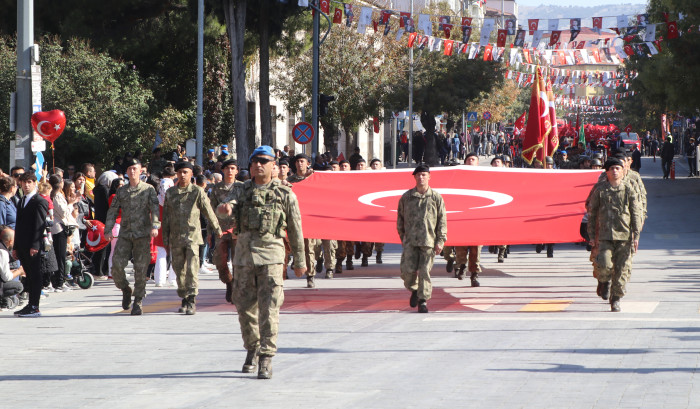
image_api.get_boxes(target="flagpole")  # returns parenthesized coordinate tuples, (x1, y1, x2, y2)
(407, 0, 414, 167)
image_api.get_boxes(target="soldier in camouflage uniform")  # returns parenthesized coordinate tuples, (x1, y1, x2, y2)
(220, 145, 307, 380)
(490, 156, 509, 263)
(587, 158, 642, 312)
(286, 153, 321, 288)
(397, 165, 447, 313)
(209, 159, 242, 303)
(162, 162, 222, 315)
(105, 159, 160, 316)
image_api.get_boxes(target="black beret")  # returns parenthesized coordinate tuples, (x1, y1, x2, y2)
(604, 158, 624, 170)
(295, 153, 311, 163)
(329, 160, 339, 166)
(278, 159, 289, 167)
(124, 158, 141, 168)
(545, 156, 554, 165)
(221, 158, 238, 168)
(412, 164, 430, 175)
(174, 161, 194, 171)
(369, 158, 381, 165)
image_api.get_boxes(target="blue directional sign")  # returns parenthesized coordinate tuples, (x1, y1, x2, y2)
(467, 112, 478, 122)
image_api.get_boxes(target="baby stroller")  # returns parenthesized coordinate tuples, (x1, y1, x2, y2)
(70, 248, 95, 289)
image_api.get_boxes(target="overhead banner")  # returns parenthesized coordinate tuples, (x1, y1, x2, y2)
(291, 167, 600, 246)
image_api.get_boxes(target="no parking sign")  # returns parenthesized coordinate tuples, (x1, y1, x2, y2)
(292, 122, 314, 145)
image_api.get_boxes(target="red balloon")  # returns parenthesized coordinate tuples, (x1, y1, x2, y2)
(31, 110, 66, 143)
(85, 220, 110, 252)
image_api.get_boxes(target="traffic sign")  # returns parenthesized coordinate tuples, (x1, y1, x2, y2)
(292, 121, 314, 145)
(467, 112, 478, 122)
(483, 111, 491, 120)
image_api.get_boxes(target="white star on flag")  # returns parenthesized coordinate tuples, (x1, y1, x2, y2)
(54, 124, 61, 130)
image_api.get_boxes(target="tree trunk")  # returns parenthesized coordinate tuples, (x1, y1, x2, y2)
(223, 0, 251, 164)
(258, 2, 272, 147)
(421, 111, 438, 166)
(342, 122, 355, 158)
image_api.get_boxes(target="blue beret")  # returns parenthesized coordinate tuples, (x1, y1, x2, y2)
(221, 150, 229, 155)
(560, 150, 568, 154)
(207, 149, 215, 153)
(221, 144, 228, 148)
(249, 145, 275, 163)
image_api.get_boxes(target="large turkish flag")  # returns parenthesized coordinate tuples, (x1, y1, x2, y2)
(291, 167, 600, 246)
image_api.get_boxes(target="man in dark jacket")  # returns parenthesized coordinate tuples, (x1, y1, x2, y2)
(660, 136, 675, 179)
(631, 144, 642, 172)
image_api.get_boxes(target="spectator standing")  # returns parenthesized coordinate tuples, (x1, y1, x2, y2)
(13, 173, 49, 317)
(631, 144, 642, 172)
(685, 137, 697, 177)
(0, 176, 18, 229)
(660, 136, 675, 179)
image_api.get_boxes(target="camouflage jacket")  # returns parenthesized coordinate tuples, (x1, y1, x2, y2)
(593, 170, 647, 221)
(209, 180, 243, 234)
(228, 179, 305, 268)
(162, 184, 221, 247)
(286, 173, 310, 184)
(397, 187, 447, 248)
(587, 180, 642, 242)
(105, 182, 160, 240)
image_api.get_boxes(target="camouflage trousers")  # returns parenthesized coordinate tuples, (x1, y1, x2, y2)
(214, 233, 235, 284)
(595, 240, 634, 297)
(400, 245, 435, 301)
(444, 246, 482, 273)
(335, 241, 354, 260)
(111, 236, 151, 299)
(171, 243, 200, 298)
(304, 239, 321, 276)
(313, 239, 337, 270)
(361, 242, 384, 256)
(233, 264, 284, 356)
(590, 241, 600, 279)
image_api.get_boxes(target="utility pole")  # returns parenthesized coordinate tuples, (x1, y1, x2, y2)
(195, 0, 204, 166)
(407, 0, 414, 167)
(14, 0, 35, 170)
(311, 0, 320, 158)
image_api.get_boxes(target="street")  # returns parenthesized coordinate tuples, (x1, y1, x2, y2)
(2, 156, 700, 409)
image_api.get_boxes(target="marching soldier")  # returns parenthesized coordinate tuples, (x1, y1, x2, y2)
(220, 145, 307, 379)
(397, 165, 447, 313)
(105, 159, 160, 315)
(209, 158, 242, 303)
(490, 156, 508, 263)
(287, 153, 321, 288)
(587, 158, 642, 312)
(162, 161, 222, 315)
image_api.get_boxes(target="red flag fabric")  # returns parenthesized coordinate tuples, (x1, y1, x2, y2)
(550, 31, 561, 46)
(514, 111, 527, 135)
(443, 39, 454, 56)
(521, 67, 550, 165)
(337, 152, 345, 162)
(333, 8, 343, 24)
(85, 220, 110, 252)
(400, 12, 410, 28)
(528, 19, 538, 35)
(443, 24, 453, 38)
(545, 79, 559, 157)
(666, 21, 679, 39)
(592, 17, 602, 32)
(461, 17, 472, 26)
(291, 168, 599, 246)
(320, 0, 330, 15)
(497, 29, 507, 47)
(483, 44, 493, 61)
(407, 32, 418, 48)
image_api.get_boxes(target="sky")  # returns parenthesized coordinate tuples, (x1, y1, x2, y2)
(515, 1, 645, 6)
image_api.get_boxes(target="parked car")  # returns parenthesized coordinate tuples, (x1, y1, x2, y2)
(618, 132, 642, 153)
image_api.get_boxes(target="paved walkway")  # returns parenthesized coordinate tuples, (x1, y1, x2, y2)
(2, 156, 699, 408)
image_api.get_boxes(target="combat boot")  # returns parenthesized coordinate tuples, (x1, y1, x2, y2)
(315, 257, 323, 273)
(457, 264, 466, 280)
(325, 269, 333, 279)
(497, 247, 505, 263)
(600, 281, 610, 300)
(334, 259, 343, 274)
(354, 244, 361, 260)
(131, 297, 143, 315)
(376, 251, 383, 264)
(409, 290, 418, 308)
(306, 275, 315, 288)
(185, 295, 196, 315)
(535, 244, 543, 254)
(242, 347, 259, 373)
(121, 287, 133, 310)
(417, 300, 428, 313)
(257, 355, 273, 379)
(361, 255, 368, 267)
(610, 295, 621, 312)
(178, 298, 187, 313)
(470, 272, 481, 287)
(225, 282, 233, 304)
(546, 244, 554, 258)
(345, 255, 354, 270)
(446, 259, 454, 273)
